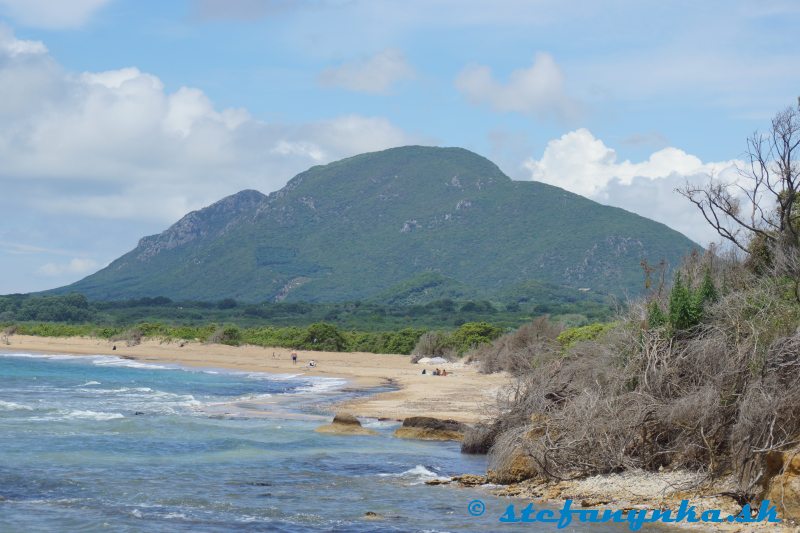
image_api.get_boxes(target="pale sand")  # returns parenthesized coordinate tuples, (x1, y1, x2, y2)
(0, 335, 508, 423)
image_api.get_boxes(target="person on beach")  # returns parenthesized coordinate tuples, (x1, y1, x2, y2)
(441, 369, 447, 377)
(291, 351, 298, 365)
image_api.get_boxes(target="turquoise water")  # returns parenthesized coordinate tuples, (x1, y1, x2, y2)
(0, 352, 629, 532)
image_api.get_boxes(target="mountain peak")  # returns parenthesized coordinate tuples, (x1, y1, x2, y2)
(53, 147, 698, 302)
(278, 145, 510, 206)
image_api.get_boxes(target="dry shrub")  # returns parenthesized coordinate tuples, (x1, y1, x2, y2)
(480, 257, 800, 502)
(461, 422, 500, 454)
(468, 316, 562, 375)
(410, 331, 456, 362)
(112, 327, 143, 347)
(1, 325, 16, 345)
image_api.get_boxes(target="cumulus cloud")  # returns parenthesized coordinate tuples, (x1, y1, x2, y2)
(318, 49, 415, 94)
(0, 0, 111, 29)
(456, 53, 580, 121)
(523, 128, 741, 246)
(37, 258, 99, 277)
(523, 129, 738, 197)
(0, 27, 418, 224)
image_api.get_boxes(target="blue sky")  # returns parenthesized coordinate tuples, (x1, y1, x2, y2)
(1, 0, 799, 293)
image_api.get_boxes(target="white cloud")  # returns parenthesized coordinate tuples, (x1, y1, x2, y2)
(523, 128, 741, 246)
(0, 25, 46, 55)
(455, 53, 580, 121)
(0, 27, 419, 224)
(524, 129, 739, 196)
(37, 258, 99, 277)
(318, 49, 415, 94)
(0, 0, 111, 29)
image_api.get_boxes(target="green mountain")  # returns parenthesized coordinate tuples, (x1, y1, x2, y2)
(52, 146, 698, 303)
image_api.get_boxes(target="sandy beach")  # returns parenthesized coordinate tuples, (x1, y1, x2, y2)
(0, 335, 508, 423)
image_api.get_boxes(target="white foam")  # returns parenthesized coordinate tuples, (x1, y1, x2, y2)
(90, 356, 172, 370)
(76, 387, 155, 395)
(0, 352, 173, 370)
(292, 377, 347, 394)
(66, 409, 125, 421)
(79, 381, 101, 386)
(0, 400, 33, 411)
(234, 393, 273, 402)
(360, 418, 400, 429)
(0, 352, 77, 360)
(239, 369, 346, 395)
(379, 465, 448, 485)
(31, 409, 125, 421)
(246, 372, 301, 381)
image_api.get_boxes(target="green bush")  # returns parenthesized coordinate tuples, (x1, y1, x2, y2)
(449, 321, 503, 354)
(695, 268, 718, 308)
(219, 326, 243, 346)
(646, 301, 667, 329)
(556, 322, 615, 347)
(668, 273, 700, 331)
(349, 328, 425, 354)
(16, 323, 95, 337)
(666, 270, 718, 333)
(299, 322, 347, 351)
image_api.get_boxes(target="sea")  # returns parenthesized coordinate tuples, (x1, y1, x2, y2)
(0, 351, 632, 532)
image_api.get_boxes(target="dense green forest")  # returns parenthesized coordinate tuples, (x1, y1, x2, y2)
(0, 291, 614, 355)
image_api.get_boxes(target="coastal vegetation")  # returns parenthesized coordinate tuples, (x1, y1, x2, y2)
(0, 294, 541, 355)
(463, 105, 800, 516)
(0, 282, 614, 355)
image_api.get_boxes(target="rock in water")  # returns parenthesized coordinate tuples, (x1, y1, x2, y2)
(393, 416, 466, 441)
(315, 413, 377, 436)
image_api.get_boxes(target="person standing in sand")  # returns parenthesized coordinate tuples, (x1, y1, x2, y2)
(291, 351, 298, 365)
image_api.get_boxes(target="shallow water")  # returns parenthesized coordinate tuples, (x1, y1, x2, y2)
(0, 352, 633, 532)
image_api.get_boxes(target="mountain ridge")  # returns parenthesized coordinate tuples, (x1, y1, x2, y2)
(50, 146, 699, 303)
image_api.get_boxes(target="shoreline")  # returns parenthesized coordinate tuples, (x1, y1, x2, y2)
(0, 334, 508, 424)
(4, 334, 798, 530)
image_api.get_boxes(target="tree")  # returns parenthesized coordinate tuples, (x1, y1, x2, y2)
(695, 268, 718, 308)
(678, 105, 800, 254)
(301, 322, 347, 351)
(646, 300, 667, 329)
(449, 321, 503, 353)
(668, 273, 699, 331)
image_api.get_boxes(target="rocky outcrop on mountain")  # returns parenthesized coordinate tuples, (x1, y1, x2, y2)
(136, 189, 266, 261)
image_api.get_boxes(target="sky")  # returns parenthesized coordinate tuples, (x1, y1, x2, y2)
(1, 0, 799, 294)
